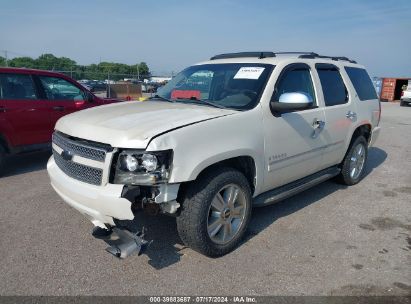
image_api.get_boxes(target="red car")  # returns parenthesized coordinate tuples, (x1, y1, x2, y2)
(0, 68, 121, 172)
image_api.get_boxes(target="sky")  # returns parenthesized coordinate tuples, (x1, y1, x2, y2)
(1, 0, 410, 77)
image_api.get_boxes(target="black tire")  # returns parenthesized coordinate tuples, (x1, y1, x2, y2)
(176, 167, 252, 257)
(400, 100, 405, 107)
(0, 144, 5, 175)
(336, 136, 368, 185)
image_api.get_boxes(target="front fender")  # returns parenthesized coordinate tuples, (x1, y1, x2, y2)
(185, 149, 258, 182)
(146, 108, 266, 195)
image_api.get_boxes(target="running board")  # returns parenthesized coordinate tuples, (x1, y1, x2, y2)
(253, 166, 341, 207)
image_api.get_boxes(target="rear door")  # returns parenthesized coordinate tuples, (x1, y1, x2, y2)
(0, 72, 51, 147)
(313, 63, 356, 169)
(36, 75, 89, 133)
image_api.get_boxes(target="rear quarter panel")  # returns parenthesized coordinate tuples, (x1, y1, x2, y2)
(342, 64, 381, 150)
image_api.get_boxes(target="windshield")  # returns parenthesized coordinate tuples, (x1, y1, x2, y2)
(155, 63, 273, 110)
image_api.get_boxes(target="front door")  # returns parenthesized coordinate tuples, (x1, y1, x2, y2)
(36, 75, 89, 137)
(262, 63, 327, 191)
(0, 72, 51, 147)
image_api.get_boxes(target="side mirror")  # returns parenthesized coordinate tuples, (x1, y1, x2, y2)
(270, 92, 313, 112)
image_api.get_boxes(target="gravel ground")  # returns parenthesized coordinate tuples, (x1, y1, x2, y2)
(0, 102, 410, 296)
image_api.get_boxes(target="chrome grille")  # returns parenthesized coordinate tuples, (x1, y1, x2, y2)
(53, 149, 103, 185)
(52, 132, 112, 186)
(52, 132, 108, 162)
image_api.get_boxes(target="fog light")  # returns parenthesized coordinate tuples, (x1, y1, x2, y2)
(141, 154, 158, 172)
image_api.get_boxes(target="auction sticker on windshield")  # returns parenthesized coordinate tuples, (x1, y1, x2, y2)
(234, 67, 265, 79)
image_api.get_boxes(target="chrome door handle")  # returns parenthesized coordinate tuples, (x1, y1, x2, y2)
(312, 119, 325, 138)
(53, 106, 65, 111)
(313, 119, 325, 130)
(346, 111, 357, 120)
(0, 106, 8, 113)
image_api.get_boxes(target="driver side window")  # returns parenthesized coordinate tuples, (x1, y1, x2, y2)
(273, 67, 316, 106)
(39, 76, 86, 101)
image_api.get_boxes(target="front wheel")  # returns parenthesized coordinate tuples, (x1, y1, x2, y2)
(176, 168, 252, 257)
(336, 136, 368, 185)
(0, 145, 5, 176)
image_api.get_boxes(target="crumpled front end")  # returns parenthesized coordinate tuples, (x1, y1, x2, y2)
(47, 131, 181, 258)
(47, 131, 134, 227)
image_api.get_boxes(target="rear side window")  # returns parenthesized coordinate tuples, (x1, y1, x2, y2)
(0, 73, 38, 100)
(316, 64, 348, 106)
(345, 67, 378, 100)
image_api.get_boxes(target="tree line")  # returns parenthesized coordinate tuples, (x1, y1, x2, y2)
(0, 53, 150, 81)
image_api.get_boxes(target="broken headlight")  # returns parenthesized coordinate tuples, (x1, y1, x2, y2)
(113, 150, 173, 185)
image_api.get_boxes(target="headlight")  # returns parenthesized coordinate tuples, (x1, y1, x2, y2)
(113, 150, 172, 185)
(123, 155, 139, 171)
(141, 154, 158, 172)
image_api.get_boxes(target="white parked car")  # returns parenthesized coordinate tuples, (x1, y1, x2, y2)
(47, 52, 381, 258)
(400, 87, 411, 106)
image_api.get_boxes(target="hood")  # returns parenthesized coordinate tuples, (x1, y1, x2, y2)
(55, 100, 237, 148)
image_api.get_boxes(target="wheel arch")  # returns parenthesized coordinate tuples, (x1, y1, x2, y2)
(340, 123, 371, 165)
(351, 123, 372, 145)
(177, 155, 258, 201)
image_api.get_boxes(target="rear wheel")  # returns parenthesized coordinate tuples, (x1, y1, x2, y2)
(176, 167, 252, 257)
(336, 136, 368, 185)
(400, 100, 406, 107)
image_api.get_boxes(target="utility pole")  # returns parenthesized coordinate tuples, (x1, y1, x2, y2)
(137, 64, 140, 80)
(4, 50, 8, 67)
(107, 71, 111, 98)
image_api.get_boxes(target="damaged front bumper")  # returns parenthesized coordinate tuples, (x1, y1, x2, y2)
(47, 156, 180, 228)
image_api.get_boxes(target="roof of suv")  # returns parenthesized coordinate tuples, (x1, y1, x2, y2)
(197, 52, 364, 69)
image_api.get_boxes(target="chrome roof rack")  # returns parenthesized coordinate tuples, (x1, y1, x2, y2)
(209, 51, 357, 64)
(210, 52, 276, 60)
(299, 53, 357, 64)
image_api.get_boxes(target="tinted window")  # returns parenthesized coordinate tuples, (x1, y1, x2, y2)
(39, 76, 86, 101)
(0, 73, 37, 100)
(345, 67, 378, 101)
(316, 66, 348, 106)
(273, 68, 316, 104)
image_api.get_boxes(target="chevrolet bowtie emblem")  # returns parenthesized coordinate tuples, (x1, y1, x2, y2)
(61, 150, 73, 161)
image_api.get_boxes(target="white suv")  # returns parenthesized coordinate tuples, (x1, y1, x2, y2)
(47, 52, 381, 258)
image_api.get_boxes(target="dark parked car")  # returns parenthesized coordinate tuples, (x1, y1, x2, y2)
(87, 80, 107, 92)
(0, 67, 122, 173)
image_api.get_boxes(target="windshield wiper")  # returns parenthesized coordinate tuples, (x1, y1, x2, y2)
(175, 97, 228, 109)
(151, 95, 228, 109)
(149, 95, 175, 103)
